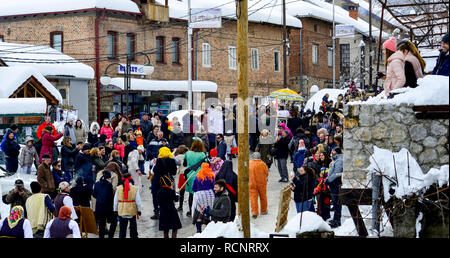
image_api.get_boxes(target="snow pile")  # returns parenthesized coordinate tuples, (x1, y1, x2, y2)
(109, 78, 217, 92)
(305, 88, 348, 113)
(191, 221, 269, 238)
(348, 75, 449, 106)
(0, 98, 47, 115)
(367, 146, 449, 201)
(0, 0, 141, 17)
(280, 211, 332, 237)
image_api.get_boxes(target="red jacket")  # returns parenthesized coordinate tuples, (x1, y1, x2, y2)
(36, 122, 57, 139)
(39, 131, 63, 163)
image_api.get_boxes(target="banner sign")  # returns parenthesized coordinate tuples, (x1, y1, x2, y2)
(117, 64, 147, 75)
(191, 8, 222, 28)
(336, 25, 355, 38)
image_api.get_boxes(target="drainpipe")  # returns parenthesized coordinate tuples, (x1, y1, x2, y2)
(95, 8, 106, 124)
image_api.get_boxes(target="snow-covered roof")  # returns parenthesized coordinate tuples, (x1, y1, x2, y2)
(303, 0, 390, 38)
(0, 42, 94, 80)
(109, 78, 218, 92)
(0, 66, 63, 103)
(164, 0, 302, 28)
(305, 88, 348, 113)
(0, 98, 47, 115)
(349, 0, 409, 31)
(348, 75, 449, 106)
(0, 0, 141, 17)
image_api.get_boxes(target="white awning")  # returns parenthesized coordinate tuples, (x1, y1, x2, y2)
(106, 78, 218, 93)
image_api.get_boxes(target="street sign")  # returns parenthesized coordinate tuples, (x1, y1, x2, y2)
(191, 8, 222, 28)
(336, 25, 355, 38)
(117, 64, 147, 75)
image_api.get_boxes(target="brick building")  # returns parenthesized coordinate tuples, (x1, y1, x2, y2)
(0, 0, 303, 123)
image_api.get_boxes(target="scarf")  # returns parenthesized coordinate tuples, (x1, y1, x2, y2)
(59, 206, 72, 220)
(122, 176, 131, 199)
(8, 206, 24, 229)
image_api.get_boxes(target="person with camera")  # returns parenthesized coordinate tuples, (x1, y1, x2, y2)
(4, 179, 32, 212)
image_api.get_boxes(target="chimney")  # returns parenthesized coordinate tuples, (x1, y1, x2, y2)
(348, 4, 359, 20)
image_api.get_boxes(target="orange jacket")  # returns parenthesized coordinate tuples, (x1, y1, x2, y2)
(249, 159, 269, 188)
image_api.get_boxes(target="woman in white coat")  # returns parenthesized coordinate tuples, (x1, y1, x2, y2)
(127, 145, 145, 191)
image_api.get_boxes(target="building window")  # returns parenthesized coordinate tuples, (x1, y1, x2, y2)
(156, 36, 165, 63)
(328, 46, 333, 67)
(50, 31, 63, 52)
(314, 24, 318, 32)
(251, 48, 259, 70)
(172, 37, 180, 64)
(107, 31, 118, 59)
(126, 33, 136, 60)
(202, 43, 211, 67)
(274, 50, 280, 72)
(340, 44, 351, 80)
(0, 35, 4, 42)
(59, 89, 67, 99)
(312, 44, 319, 64)
(228, 46, 237, 70)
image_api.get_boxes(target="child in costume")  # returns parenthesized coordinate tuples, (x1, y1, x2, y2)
(313, 168, 331, 221)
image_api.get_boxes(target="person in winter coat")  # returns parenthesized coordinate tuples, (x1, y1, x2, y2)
(0, 205, 33, 238)
(146, 125, 160, 145)
(92, 170, 117, 238)
(88, 122, 100, 146)
(379, 37, 406, 97)
(325, 147, 343, 228)
(215, 160, 238, 221)
(109, 151, 126, 177)
(191, 163, 215, 233)
(291, 166, 316, 213)
(90, 147, 109, 174)
(25, 181, 56, 238)
(64, 119, 77, 145)
(39, 126, 63, 163)
(96, 161, 122, 193)
(123, 133, 138, 165)
(147, 131, 167, 160)
(74, 144, 94, 190)
(99, 118, 114, 142)
(4, 179, 32, 212)
(114, 137, 125, 159)
(74, 119, 88, 144)
(183, 140, 207, 217)
(293, 139, 308, 173)
(113, 173, 142, 238)
(170, 122, 185, 150)
(37, 154, 57, 199)
(19, 136, 39, 174)
(112, 126, 122, 145)
(151, 147, 177, 219)
(51, 160, 71, 188)
(289, 128, 310, 155)
(60, 137, 81, 179)
(54, 182, 78, 220)
(104, 141, 114, 162)
(157, 175, 182, 238)
(111, 113, 121, 131)
(140, 112, 153, 141)
(249, 152, 269, 219)
(255, 129, 275, 168)
(216, 134, 227, 161)
(204, 179, 231, 223)
(396, 40, 425, 88)
(44, 205, 80, 238)
(68, 177, 91, 208)
(127, 145, 144, 192)
(2, 128, 21, 173)
(118, 116, 132, 134)
(36, 116, 57, 139)
(173, 145, 189, 211)
(287, 109, 301, 138)
(208, 148, 224, 175)
(274, 130, 290, 182)
(277, 123, 293, 139)
(431, 32, 449, 76)
(94, 134, 107, 148)
(313, 168, 331, 221)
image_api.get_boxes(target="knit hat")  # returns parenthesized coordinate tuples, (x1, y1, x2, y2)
(210, 148, 218, 158)
(14, 179, 24, 186)
(59, 181, 70, 191)
(42, 154, 51, 159)
(59, 206, 72, 220)
(82, 144, 92, 151)
(101, 170, 112, 180)
(10, 124, 18, 131)
(442, 32, 449, 44)
(383, 37, 397, 52)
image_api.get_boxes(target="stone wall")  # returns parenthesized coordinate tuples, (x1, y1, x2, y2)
(342, 103, 449, 188)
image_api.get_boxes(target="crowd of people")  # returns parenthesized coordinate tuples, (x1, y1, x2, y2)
(0, 33, 448, 238)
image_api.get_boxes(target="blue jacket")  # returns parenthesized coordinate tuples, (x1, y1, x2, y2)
(1, 129, 20, 159)
(52, 168, 72, 187)
(293, 148, 307, 169)
(217, 141, 227, 160)
(431, 50, 450, 76)
(74, 153, 93, 187)
(1, 129, 18, 154)
(326, 154, 343, 184)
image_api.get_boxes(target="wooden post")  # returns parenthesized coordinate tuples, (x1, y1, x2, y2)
(237, 0, 250, 238)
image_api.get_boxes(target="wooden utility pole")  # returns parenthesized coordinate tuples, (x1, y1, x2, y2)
(282, 0, 287, 88)
(237, 0, 250, 238)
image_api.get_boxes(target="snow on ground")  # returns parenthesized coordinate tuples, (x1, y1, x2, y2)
(280, 211, 331, 237)
(367, 146, 449, 202)
(348, 75, 449, 106)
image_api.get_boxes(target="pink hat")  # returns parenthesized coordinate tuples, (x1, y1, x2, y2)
(383, 37, 397, 52)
